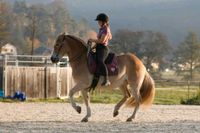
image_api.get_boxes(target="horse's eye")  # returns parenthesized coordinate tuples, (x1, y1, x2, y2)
(54, 45, 59, 49)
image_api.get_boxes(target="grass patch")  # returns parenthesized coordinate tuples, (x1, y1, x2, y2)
(89, 88, 198, 105)
(90, 88, 198, 105)
(154, 89, 196, 105)
(90, 89, 122, 103)
(0, 88, 199, 105)
(27, 98, 67, 103)
(0, 98, 67, 103)
(74, 89, 122, 104)
(0, 98, 20, 103)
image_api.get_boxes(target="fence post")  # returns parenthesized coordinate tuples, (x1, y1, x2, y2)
(199, 81, 200, 91)
(66, 67, 70, 98)
(56, 64, 61, 98)
(3, 55, 7, 96)
(44, 58, 47, 99)
(187, 80, 190, 100)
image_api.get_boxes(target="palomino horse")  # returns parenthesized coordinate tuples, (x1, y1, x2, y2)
(51, 33, 155, 122)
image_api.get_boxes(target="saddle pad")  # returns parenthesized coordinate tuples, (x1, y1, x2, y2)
(87, 51, 118, 76)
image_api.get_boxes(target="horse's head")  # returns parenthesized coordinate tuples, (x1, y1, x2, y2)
(51, 33, 69, 63)
(51, 33, 87, 64)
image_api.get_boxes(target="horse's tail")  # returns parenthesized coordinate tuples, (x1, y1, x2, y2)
(125, 71, 155, 107)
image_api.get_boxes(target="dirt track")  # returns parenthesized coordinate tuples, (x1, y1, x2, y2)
(0, 103, 200, 133)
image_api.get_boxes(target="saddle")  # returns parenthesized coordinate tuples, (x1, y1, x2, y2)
(87, 49, 119, 76)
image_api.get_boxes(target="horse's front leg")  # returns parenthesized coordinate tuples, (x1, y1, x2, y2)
(81, 89, 91, 122)
(69, 83, 87, 114)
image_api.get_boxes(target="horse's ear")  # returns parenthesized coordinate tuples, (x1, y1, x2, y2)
(62, 32, 68, 41)
(60, 32, 68, 35)
(59, 32, 66, 36)
(58, 32, 67, 41)
(60, 32, 64, 35)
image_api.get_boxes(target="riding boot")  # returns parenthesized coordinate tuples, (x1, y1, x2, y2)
(89, 75, 100, 92)
(101, 76, 111, 86)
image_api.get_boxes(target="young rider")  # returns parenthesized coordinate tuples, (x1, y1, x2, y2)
(88, 13, 112, 86)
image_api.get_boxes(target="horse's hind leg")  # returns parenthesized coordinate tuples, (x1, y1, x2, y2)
(126, 84, 141, 122)
(81, 89, 91, 122)
(113, 80, 130, 117)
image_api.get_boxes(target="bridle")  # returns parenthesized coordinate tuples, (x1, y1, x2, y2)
(55, 35, 87, 63)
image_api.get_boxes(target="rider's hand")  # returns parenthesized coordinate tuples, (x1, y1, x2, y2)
(89, 39, 97, 43)
(88, 39, 93, 43)
(87, 40, 92, 45)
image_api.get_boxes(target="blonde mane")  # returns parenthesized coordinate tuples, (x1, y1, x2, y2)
(66, 35, 88, 48)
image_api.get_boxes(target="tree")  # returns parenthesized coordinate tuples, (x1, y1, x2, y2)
(76, 18, 91, 38)
(111, 29, 143, 55)
(13, 0, 27, 14)
(25, 6, 39, 55)
(173, 32, 200, 80)
(26, 4, 54, 54)
(10, 15, 28, 54)
(140, 31, 171, 71)
(10, 1, 28, 53)
(49, 0, 71, 35)
(0, 16, 8, 45)
(111, 30, 171, 71)
(0, 0, 92, 54)
(0, 0, 11, 46)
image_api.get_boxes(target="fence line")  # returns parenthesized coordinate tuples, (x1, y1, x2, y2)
(155, 80, 200, 101)
(4, 66, 75, 99)
(0, 54, 75, 99)
(155, 80, 200, 89)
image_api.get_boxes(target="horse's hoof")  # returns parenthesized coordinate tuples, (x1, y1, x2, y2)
(76, 106, 81, 114)
(126, 118, 132, 122)
(113, 111, 119, 117)
(81, 118, 88, 122)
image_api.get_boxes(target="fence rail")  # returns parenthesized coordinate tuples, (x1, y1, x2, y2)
(155, 80, 200, 102)
(155, 80, 200, 89)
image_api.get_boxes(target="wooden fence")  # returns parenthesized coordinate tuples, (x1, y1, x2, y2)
(4, 66, 74, 99)
(0, 54, 76, 99)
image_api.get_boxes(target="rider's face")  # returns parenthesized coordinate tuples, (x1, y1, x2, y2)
(98, 21, 103, 27)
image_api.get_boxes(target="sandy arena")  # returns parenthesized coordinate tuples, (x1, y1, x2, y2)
(0, 103, 200, 133)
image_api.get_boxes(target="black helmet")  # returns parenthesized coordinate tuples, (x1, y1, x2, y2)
(95, 13, 109, 22)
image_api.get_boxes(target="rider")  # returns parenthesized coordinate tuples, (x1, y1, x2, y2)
(88, 13, 112, 86)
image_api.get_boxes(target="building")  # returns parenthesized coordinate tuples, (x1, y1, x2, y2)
(1, 43, 17, 55)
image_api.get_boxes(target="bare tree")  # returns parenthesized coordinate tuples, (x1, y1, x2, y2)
(173, 31, 200, 80)
(30, 15, 36, 55)
(0, 0, 10, 46)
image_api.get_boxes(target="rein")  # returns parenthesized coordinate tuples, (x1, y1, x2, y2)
(63, 35, 87, 63)
(68, 49, 87, 63)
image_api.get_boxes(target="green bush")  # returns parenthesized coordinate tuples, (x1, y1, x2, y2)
(181, 90, 200, 105)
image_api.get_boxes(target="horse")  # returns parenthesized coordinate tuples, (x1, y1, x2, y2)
(51, 33, 155, 122)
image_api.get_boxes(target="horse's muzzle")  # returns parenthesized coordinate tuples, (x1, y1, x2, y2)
(51, 54, 59, 63)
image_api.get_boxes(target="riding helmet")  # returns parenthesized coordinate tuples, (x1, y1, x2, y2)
(95, 13, 109, 22)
